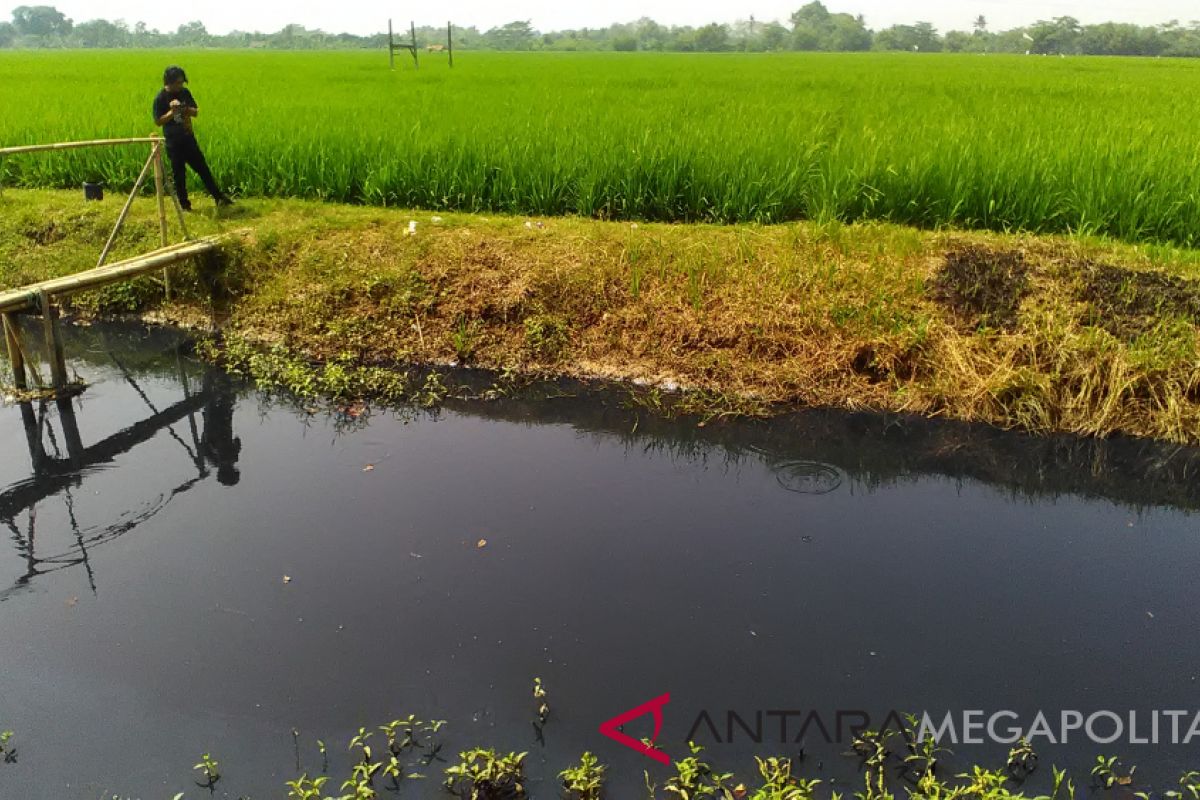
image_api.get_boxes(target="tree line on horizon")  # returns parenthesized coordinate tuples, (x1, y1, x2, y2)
(3, 2, 1200, 57)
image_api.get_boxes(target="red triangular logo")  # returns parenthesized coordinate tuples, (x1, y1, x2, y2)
(599, 693, 671, 765)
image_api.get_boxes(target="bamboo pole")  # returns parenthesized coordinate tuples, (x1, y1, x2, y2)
(0, 236, 228, 316)
(411, 21, 419, 69)
(0, 137, 163, 156)
(38, 291, 67, 391)
(96, 147, 158, 268)
(389, 19, 395, 70)
(3, 312, 27, 390)
(448, 21, 454, 67)
(151, 142, 172, 299)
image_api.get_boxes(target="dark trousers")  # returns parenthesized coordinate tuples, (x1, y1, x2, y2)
(166, 135, 222, 208)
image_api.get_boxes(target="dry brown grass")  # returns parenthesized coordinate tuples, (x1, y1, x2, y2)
(3, 190, 1199, 443)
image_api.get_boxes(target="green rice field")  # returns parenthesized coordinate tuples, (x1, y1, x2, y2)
(2, 50, 1200, 245)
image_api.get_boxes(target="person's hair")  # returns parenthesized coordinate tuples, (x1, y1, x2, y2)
(163, 65, 188, 84)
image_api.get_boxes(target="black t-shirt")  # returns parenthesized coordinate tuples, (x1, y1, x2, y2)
(153, 87, 197, 142)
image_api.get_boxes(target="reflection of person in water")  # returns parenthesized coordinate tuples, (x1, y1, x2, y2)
(200, 369, 242, 486)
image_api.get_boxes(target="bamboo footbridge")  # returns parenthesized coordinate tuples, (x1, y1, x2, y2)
(0, 136, 234, 394)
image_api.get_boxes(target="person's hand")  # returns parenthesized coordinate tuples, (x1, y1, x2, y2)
(169, 99, 181, 108)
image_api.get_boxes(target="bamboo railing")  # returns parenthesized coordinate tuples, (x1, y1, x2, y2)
(0, 136, 222, 393)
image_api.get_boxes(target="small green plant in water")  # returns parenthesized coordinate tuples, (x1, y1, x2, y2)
(663, 741, 736, 799)
(901, 713, 950, 780)
(1006, 737, 1038, 779)
(1091, 755, 1135, 789)
(533, 677, 549, 723)
(342, 759, 381, 799)
(1181, 771, 1200, 799)
(849, 728, 892, 769)
(444, 748, 527, 799)
(286, 774, 330, 800)
(856, 764, 894, 800)
(1051, 765, 1076, 800)
(560, 751, 605, 800)
(348, 727, 374, 763)
(193, 752, 220, 787)
(416, 370, 449, 407)
(1, 730, 14, 764)
(751, 756, 821, 800)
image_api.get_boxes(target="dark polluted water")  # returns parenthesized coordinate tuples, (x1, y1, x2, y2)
(1, 322, 1199, 800)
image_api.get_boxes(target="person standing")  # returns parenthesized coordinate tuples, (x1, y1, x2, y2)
(152, 65, 233, 210)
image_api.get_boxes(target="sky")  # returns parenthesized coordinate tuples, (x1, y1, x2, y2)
(10, 0, 1200, 36)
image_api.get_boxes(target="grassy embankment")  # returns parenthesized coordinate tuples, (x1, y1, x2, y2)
(2, 189, 1199, 443)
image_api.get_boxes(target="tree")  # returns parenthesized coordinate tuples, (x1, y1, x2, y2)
(612, 34, 637, 51)
(790, 1, 830, 50)
(873, 22, 942, 51)
(913, 22, 942, 50)
(790, 1, 831, 31)
(1079, 22, 1164, 56)
(973, 15, 987, 34)
(175, 20, 209, 46)
(826, 14, 871, 51)
(634, 17, 667, 50)
(74, 18, 126, 47)
(484, 20, 536, 50)
(761, 21, 790, 51)
(788, 3, 870, 52)
(694, 23, 730, 51)
(0, 21, 15, 46)
(730, 18, 761, 51)
(1027, 16, 1082, 54)
(944, 30, 972, 52)
(11, 5, 72, 37)
(1160, 20, 1200, 56)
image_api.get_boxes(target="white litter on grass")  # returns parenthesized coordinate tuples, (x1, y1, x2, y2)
(405, 220, 417, 236)
(431, 216, 444, 223)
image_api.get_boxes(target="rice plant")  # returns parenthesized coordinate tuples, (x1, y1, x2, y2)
(2, 51, 1200, 245)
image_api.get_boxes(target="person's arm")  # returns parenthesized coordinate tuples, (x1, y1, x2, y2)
(154, 97, 180, 126)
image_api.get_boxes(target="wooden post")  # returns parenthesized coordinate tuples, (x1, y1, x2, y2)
(97, 147, 157, 268)
(38, 291, 67, 391)
(388, 19, 395, 70)
(448, 21, 454, 67)
(411, 21, 419, 69)
(152, 142, 172, 299)
(3, 312, 27, 390)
